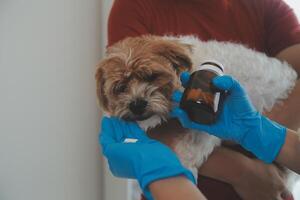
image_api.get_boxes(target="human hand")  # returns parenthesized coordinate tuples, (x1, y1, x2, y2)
(171, 72, 287, 163)
(233, 159, 292, 200)
(99, 116, 195, 200)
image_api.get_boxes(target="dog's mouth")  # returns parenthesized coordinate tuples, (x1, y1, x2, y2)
(121, 112, 155, 122)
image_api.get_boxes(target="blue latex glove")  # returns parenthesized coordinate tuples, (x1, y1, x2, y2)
(171, 72, 287, 163)
(100, 116, 196, 200)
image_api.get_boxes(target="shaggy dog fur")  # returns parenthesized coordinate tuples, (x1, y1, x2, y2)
(96, 35, 298, 195)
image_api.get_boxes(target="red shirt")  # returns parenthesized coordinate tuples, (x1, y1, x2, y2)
(107, 0, 300, 199)
(108, 0, 300, 56)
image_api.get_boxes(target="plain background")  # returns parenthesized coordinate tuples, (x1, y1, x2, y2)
(0, 0, 103, 200)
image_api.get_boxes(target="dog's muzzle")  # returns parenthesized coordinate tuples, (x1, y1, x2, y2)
(129, 98, 148, 115)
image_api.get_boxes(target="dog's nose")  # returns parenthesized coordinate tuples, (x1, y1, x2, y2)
(129, 99, 148, 115)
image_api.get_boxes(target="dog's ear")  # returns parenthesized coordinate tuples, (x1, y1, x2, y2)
(152, 39, 193, 74)
(95, 60, 109, 111)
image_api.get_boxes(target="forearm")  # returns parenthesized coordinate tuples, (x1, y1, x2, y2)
(268, 44, 300, 130)
(198, 147, 252, 185)
(149, 176, 206, 200)
(276, 129, 300, 174)
(265, 80, 300, 130)
(276, 44, 300, 76)
(148, 147, 254, 200)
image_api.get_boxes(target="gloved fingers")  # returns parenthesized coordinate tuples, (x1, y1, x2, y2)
(99, 116, 118, 144)
(171, 90, 183, 103)
(100, 117, 139, 144)
(170, 107, 211, 132)
(180, 71, 191, 87)
(109, 117, 151, 142)
(213, 75, 245, 97)
(106, 117, 156, 144)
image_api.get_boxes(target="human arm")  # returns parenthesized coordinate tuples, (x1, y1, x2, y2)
(198, 146, 289, 200)
(99, 117, 195, 200)
(199, 119, 300, 176)
(265, 44, 300, 130)
(276, 129, 300, 173)
(198, 147, 250, 185)
(172, 74, 300, 173)
(149, 176, 206, 200)
(268, 45, 300, 170)
(149, 147, 290, 200)
(172, 74, 286, 163)
(263, 0, 300, 129)
(276, 44, 300, 75)
(193, 26, 300, 200)
(150, 118, 289, 200)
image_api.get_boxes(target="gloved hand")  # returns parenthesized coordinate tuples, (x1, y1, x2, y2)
(100, 116, 196, 200)
(171, 72, 287, 163)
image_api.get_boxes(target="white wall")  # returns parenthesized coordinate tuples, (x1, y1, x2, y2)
(0, 0, 103, 200)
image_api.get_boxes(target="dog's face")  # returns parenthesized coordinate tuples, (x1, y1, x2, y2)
(96, 36, 192, 122)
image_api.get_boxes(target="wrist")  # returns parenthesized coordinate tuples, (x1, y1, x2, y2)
(276, 129, 300, 172)
(242, 115, 287, 163)
(140, 165, 196, 199)
(149, 176, 206, 200)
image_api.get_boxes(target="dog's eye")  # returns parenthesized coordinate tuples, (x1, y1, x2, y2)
(113, 83, 127, 95)
(145, 73, 159, 82)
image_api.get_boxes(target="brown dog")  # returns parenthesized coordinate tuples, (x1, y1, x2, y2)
(96, 36, 192, 122)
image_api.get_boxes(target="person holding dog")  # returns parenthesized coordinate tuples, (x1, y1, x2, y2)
(100, 73, 300, 200)
(104, 0, 300, 199)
